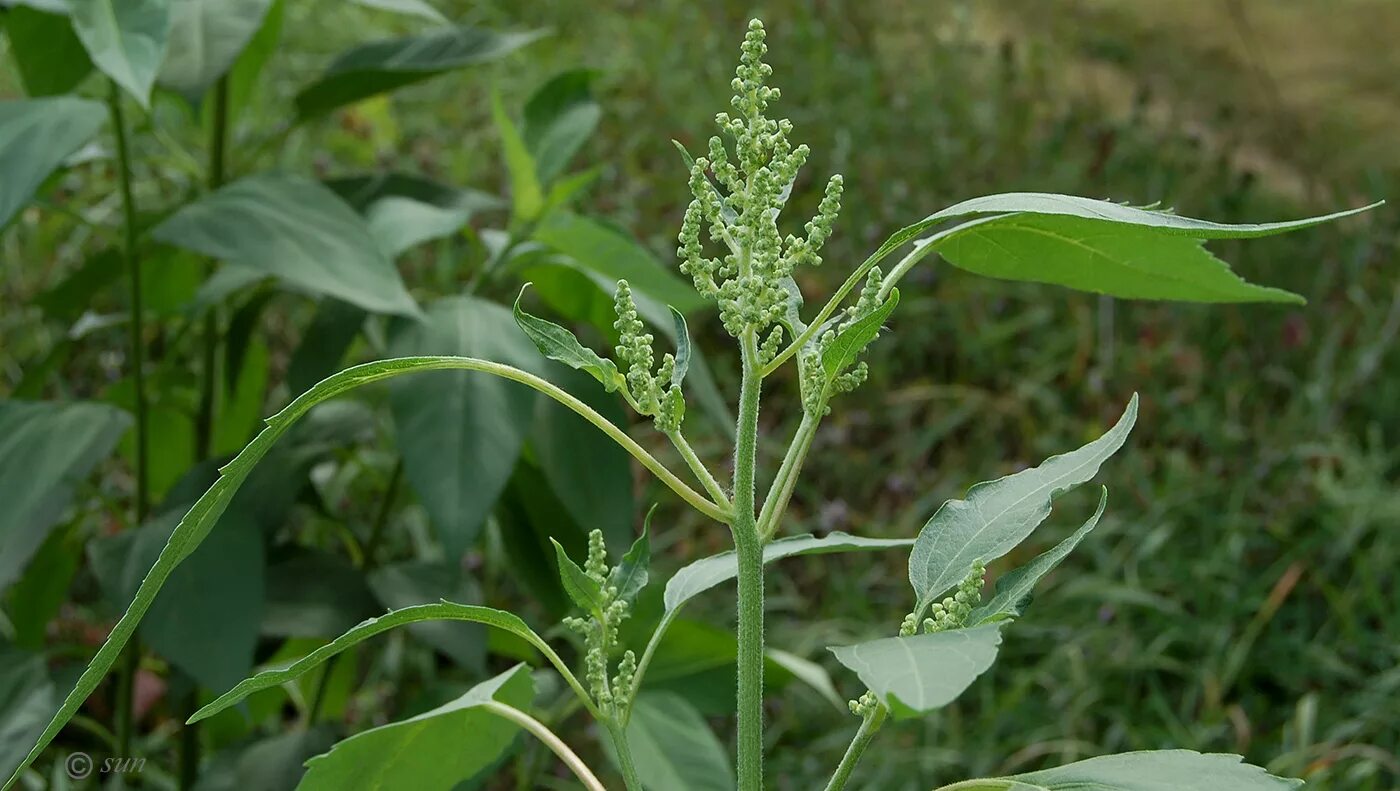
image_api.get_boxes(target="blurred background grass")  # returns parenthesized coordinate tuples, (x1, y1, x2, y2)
(4, 0, 1396, 788)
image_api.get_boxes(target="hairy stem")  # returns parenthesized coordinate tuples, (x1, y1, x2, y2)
(605, 720, 643, 791)
(733, 334, 766, 791)
(668, 429, 731, 508)
(108, 79, 146, 763)
(480, 702, 607, 791)
(756, 411, 819, 541)
(822, 704, 887, 791)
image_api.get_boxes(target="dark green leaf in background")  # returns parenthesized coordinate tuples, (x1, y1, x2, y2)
(0, 97, 107, 230)
(0, 644, 56, 784)
(522, 68, 601, 185)
(69, 0, 171, 108)
(368, 561, 486, 671)
(158, 0, 274, 101)
(3, 6, 93, 96)
(261, 550, 378, 639)
(534, 212, 708, 314)
(193, 728, 336, 791)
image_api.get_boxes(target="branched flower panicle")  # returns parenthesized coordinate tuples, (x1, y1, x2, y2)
(612, 280, 686, 432)
(563, 529, 638, 718)
(676, 18, 844, 346)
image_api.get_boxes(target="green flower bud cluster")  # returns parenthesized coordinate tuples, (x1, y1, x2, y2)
(675, 19, 845, 345)
(798, 266, 885, 416)
(563, 529, 639, 718)
(847, 689, 878, 718)
(612, 280, 685, 432)
(922, 560, 986, 634)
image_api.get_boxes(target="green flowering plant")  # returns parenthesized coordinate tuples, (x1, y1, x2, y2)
(4, 17, 1381, 791)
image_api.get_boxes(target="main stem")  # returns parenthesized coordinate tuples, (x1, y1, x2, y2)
(108, 80, 146, 763)
(606, 720, 643, 790)
(733, 334, 765, 791)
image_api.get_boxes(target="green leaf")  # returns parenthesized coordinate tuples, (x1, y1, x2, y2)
(4, 527, 80, 649)
(351, 0, 446, 25)
(970, 488, 1108, 624)
(910, 395, 1137, 609)
(0, 399, 130, 593)
(261, 550, 378, 638)
(192, 728, 336, 791)
(513, 286, 623, 392)
(829, 623, 1004, 718)
(389, 298, 541, 556)
(976, 749, 1305, 790)
(151, 174, 421, 317)
(550, 537, 603, 616)
(294, 26, 544, 119)
(668, 307, 691, 387)
(665, 532, 914, 614)
(623, 691, 733, 791)
(191, 602, 556, 722)
(69, 0, 170, 108)
(368, 562, 485, 671)
(297, 665, 532, 791)
(286, 299, 365, 396)
(0, 644, 56, 784)
(4, 6, 93, 97)
(0, 97, 107, 231)
(223, 0, 281, 119)
(531, 366, 634, 547)
(364, 195, 477, 258)
(533, 212, 709, 314)
(819, 288, 898, 394)
(765, 647, 844, 711)
(608, 512, 651, 605)
(158, 0, 273, 101)
(492, 89, 544, 223)
(522, 69, 600, 185)
(326, 172, 502, 215)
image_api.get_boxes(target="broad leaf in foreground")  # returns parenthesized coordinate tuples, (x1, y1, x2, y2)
(909, 395, 1137, 609)
(152, 174, 420, 317)
(0, 98, 107, 230)
(953, 749, 1303, 791)
(69, 0, 170, 107)
(297, 664, 532, 791)
(970, 488, 1107, 624)
(829, 623, 1003, 718)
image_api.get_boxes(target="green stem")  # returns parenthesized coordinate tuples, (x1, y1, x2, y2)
(605, 719, 643, 791)
(732, 334, 765, 791)
(822, 704, 887, 791)
(362, 459, 404, 566)
(481, 702, 607, 791)
(194, 77, 230, 461)
(305, 660, 335, 725)
(756, 411, 818, 541)
(108, 79, 146, 764)
(668, 429, 731, 508)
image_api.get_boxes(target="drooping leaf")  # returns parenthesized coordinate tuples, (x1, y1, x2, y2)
(192, 602, 561, 722)
(351, 0, 446, 25)
(364, 195, 475, 258)
(608, 513, 651, 605)
(492, 88, 543, 222)
(152, 174, 420, 316)
(968, 749, 1304, 790)
(4, 6, 93, 96)
(533, 212, 709, 314)
(0, 399, 130, 593)
(522, 69, 600, 185)
(0, 97, 107, 230)
(368, 562, 485, 671)
(910, 395, 1137, 609)
(513, 287, 623, 392)
(297, 665, 532, 791)
(622, 691, 733, 791)
(668, 307, 691, 387)
(829, 624, 1004, 718)
(389, 298, 541, 556)
(69, 0, 170, 108)
(0, 645, 56, 784)
(550, 537, 604, 616)
(970, 488, 1108, 624)
(294, 26, 544, 118)
(158, 0, 274, 101)
(765, 647, 843, 711)
(665, 533, 915, 614)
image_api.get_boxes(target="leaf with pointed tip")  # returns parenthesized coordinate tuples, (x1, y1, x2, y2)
(4, 7, 93, 97)
(829, 624, 1003, 718)
(513, 287, 623, 391)
(961, 749, 1304, 790)
(492, 89, 543, 223)
(522, 69, 600, 185)
(351, 0, 446, 24)
(158, 0, 274, 101)
(970, 488, 1108, 624)
(533, 212, 708, 314)
(668, 307, 691, 387)
(69, 0, 170, 108)
(910, 395, 1137, 609)
(0, 97, 107, 231)
(297, 665, 533, 791)
(608, 509, 652, 604)
(622, 691, 733, 791)
(821, 289, 898, 381)
(551, 538, 603, 617)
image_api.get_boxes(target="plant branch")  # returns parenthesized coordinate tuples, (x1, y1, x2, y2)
(605, 719, 643, 791)
(822, 703, 887, 791)
(733, 332, 766, 791)
(480, 701, 608, 791)
(756, 411, 819, 541)
(667, 429, 731, 508)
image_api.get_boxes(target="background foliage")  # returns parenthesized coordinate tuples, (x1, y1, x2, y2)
(1, 1, 1395, 790)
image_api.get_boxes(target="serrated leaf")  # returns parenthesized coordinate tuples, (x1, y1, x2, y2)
(191, 602, 556, 722)
(821, 288, 898, 381)
(608, 510, 651, 604)
(0, 97, 107, 230)
(829, 624, 1003, 718)
(550, 537, 603, 616)
(970, 488, 1108, 624)
(910, 395, 1137, 609)
(975, 749, 1305, 790)
(158, 0, 274, 101)
(69, 0, 170, 108)
(513, 287, 622, 391)
(669, 307, 691, 387)
(151, 173, 421, 317)
(522, 69, 600, 185)
(4, 7, 93, 96)
(294, 27, 544, 118)
(297, 665, 533, 791)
